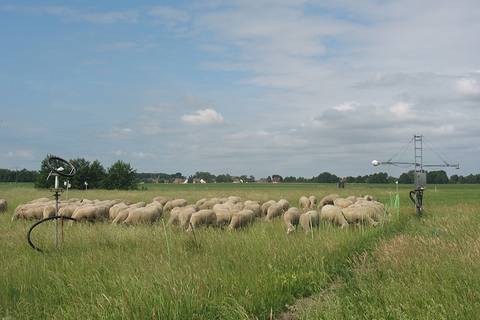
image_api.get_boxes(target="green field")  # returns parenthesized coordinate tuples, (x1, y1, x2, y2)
(0, 183, 479, 319)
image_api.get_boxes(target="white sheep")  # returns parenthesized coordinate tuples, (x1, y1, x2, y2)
(319, 194, 340, 207)
(228, 209, 255, 230)
(278, 199, 290, 211)
(320, 205, 348, 228)
(283, 207, 301, 234)
(299, 196, 310, 211)
(265, 203, 284, 221)
(299, 210, 320, 233)
(261, 200, 276, 217)
(0, 199, 7, 213)
(187, 209, 216, 231)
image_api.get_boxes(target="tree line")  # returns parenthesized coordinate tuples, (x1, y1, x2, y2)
(34, 156, 137, 190)
(1, 159, 479, 188)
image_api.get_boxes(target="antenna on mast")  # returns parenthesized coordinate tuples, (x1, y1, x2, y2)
(372, 134, 459, 215)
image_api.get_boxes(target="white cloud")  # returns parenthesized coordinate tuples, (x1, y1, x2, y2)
(333, 102, 356, 112)
(181, 108, 224, 125)
(455, 78, 480, 97)
(389, 102, 411, 117)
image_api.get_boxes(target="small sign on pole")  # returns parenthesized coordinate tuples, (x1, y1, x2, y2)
(84, 181, 88, 191)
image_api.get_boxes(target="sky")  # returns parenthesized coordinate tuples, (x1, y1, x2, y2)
(1, 0, 479, 178)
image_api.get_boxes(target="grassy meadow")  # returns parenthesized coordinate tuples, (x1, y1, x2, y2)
(0, 183, 479, 319)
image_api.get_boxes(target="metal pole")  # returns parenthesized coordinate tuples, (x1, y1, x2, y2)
(54, 175, 59, 248)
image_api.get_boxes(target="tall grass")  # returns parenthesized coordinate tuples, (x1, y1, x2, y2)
(0, 183, 451, 319)
(298, 184, 480, 319)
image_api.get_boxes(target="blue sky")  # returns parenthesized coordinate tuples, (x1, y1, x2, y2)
(1, 0, 479, 178)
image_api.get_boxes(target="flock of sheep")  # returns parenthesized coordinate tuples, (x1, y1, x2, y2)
(8, 193, 387, 233)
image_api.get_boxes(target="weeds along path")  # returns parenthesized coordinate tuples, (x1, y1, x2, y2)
(276, 208, 411, 320)
(294, 189, 480, 319)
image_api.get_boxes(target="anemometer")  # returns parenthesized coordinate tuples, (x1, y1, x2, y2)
(372, 135, 459, 215)
(27, 156, 77, 252)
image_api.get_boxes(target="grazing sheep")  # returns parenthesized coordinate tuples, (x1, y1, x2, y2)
(198, 198, 221, 210)
(187, 209, 216, 231)
(123, 205, 162, 225)
(13, 205, 45, 220)
(299, 210, 320, 233)
(215, 209, 233, 227)
(261, 200, 276, 217)
(308, 195, 318, 209)
(0, 199, 7, 213)
(342, 201, 385, 226)
(163, 199, 187, 213)
(195, 198, 208, 207)
(28, 197, 51, 204)
(42, 206, 57, 219)
(178, 206, 198, 229)
(212, 203, 233, 226)
(228, 209, 255, 230)
(333, 198, 353, 209)
(72, 205, 109, 222)
(346, 196, 357, 203)
(319, 194, 340, 207)
(109, 202, 129, 220)
(265, 203, 284, 221)
(112, 202, 146, 224)
(244, 202, 261, 217)
(167, 206, 183, 226)
(153, 196, 170, 206)
(227, 196, 242, 203)
(232, 202, 244, 211)
(219, 197, 229, 204)
(283, 207, 302, 234)
(58, 204, 81, 218)
(299, 196, 310, 211)
(320, 205, 348, 228)
(278, 199, 290, 211)
(148, 201, 164, 212)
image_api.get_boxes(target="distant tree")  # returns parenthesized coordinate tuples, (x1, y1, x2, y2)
(103, 161, 137, 190)
(193, 171, 216, 183)
(69, 158, 90, 189)
(35, 155, 58, 188)
(398, 171, 414, 184)
(0, 168, 37, 182)
(315, 172, 339, 183)
(427, 170, 449, 184)
(88, 160, 106, 188)
(366, 172, 389, 184)
(248, 175, 255, 183)
(216, 174, 233, 183)
(271, 174, 283, 182)
(449, 174, 459, 184)
(284, 176, 297, 183)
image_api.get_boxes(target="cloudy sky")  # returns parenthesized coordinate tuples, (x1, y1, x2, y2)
(1, 0, 479, 178)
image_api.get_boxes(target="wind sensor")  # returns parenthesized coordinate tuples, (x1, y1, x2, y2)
(27, 156, 77, 252)
(372, 135, 459, 215)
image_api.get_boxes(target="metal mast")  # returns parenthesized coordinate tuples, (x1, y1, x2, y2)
(372, 134, 459, 216)
(414, 135, 423, 173)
